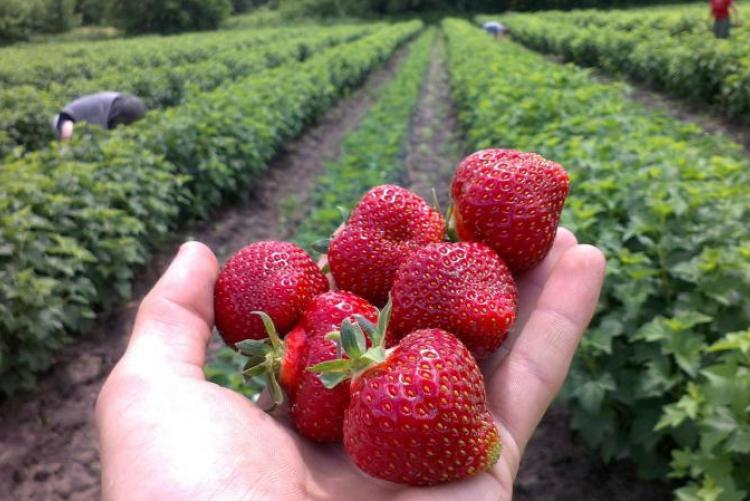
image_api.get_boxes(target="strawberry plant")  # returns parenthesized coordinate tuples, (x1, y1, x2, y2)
(444, 18, 750, 499)
(0, 24, 374, 157)
(491, 5, 750, 122)
(0, 21, 423, 397)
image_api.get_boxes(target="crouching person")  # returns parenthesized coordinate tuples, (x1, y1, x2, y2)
(52, 92, 146, 141)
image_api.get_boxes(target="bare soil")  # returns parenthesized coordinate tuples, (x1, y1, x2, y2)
(0, 43, 412, 501)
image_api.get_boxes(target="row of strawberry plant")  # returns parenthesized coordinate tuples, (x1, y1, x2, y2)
(293, 29, 435, 252)
(0, 24, 373, 158)
(444, 19, 750, 500)
(492, 8, 750, 121)
(206, 28, 435, 392)
(0, 25, 297, 88)
(510, 4, 707, 35)
(0, 20, 423, 398)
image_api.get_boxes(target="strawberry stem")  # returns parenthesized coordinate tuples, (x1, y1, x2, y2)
(252, 311, 283, 356)
(232, 311, 287, 408)
(308, 299, 392, 389)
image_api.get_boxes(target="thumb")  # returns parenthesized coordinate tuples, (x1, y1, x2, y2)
(125, 241, 220, 376)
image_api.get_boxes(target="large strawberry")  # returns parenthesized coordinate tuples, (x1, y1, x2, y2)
(387, 242, 517, 360)
(239, 291, 379, 442)
(214, 241, 328, 347)
(327, 185, 445, 306)
(311, 325, 501, 486)
(451, 149, 569, 273)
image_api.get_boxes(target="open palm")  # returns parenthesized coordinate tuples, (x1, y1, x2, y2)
(96, 230, 605, 500)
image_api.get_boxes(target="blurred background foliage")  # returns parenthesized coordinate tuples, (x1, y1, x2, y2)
(1, 0, 691, 44)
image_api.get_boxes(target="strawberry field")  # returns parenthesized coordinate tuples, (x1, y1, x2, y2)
(492, 3, 750, 121)
(1, 8, 749, 500)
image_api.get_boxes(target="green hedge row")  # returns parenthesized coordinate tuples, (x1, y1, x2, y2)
(0, 24, 373, 157)
(444, 19, 750, 500)
(492, 8, 750, 122)
(0, 26, 284, 87)
(207, 27, 435, 393)
(0, 20, 423, 398)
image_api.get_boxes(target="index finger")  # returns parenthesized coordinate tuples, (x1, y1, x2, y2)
(487, 244, 605, 451)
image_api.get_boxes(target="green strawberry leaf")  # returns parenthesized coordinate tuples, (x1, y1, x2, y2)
(341, 318, 366, 359)
(236, 339, 270, 357)
(308, 359, 352, 374)
(318, 371, 350, 390)
(376, 298, 393, 346)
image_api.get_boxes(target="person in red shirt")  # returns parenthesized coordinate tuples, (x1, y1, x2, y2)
(710, 0, 739, 39)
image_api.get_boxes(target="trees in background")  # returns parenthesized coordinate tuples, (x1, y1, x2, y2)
(1, 0, 237, 43)
(0, 0, 685, 44)
(108, 0, 233, 34)
(1, 0, 79, 44)
(278, 0, 686, 16)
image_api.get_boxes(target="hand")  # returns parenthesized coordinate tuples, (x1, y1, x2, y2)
(96, 232, 605, 500)
(60, 120, 74, 141)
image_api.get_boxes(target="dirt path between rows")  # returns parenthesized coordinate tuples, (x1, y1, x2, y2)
(407, 36, 673, 501)
(403, 35, 463, 208)
(0, 42, 413, 501)
(623, 82, 750, 156)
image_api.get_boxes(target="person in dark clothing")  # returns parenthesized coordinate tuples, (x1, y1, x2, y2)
(483, 21, 508, 39)
(51, 92, 147, 141)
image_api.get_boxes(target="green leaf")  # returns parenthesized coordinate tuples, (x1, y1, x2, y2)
(311, 239, 331, 254)
(340, 319, 366, 359)
(308, 359, 352, 374)
(236, 339, 270, 357)
(251, 311, 282, 354)
(354, 314, 377, 342)
(318, 371, 350, 390)
(376, 298, 392, 346)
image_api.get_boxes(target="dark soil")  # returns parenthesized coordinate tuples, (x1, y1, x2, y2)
(516, 405, 673, 501)
(0, 43, 412, 501)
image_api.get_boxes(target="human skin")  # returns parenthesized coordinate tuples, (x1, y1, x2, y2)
(60, 120, 74, 141)
(96, 228, 606, 500)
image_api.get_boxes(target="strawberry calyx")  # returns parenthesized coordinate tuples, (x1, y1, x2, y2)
(308, 300, 393, 389)
(235, 311, 286, 407)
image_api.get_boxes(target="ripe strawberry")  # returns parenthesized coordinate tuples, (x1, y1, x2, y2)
(214, 241, 328, 347)
(240, 291, 378, 442)
(451, 149, 569, 273)
(328, 185, 445, 306)
(313, 327, 501, 486)
(387, 242, 517, 360)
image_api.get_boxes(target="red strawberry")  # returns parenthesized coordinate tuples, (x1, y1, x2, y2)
(387, 242, 517, 359)
(214, 241, 328, 347)
(328, 185, 445, 306)
(241, 291, 378, 442)
(451, 149, 569, 273)
(316, 328, 501, 486)
(285, 335, 355, 442)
